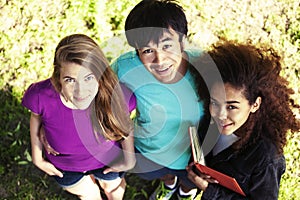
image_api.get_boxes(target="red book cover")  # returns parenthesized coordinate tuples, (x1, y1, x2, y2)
(189, 126, 246, 197)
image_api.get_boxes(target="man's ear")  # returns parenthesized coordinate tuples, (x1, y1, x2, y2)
(180, 35, 186, 52)
(250, 96, 262, 113)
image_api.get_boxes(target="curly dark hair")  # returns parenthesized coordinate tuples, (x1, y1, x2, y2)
(200, 41, 300, 154)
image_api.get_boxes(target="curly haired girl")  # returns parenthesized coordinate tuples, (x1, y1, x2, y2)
(187, 41, 300, 199)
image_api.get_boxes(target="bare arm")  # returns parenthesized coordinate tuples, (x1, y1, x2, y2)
(103, 132, 136, 174)
(39, 126, 59, 156)
(30, 112, 63, 177)
(119, 131, 136, 170)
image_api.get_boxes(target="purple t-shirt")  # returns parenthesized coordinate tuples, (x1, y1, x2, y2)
(22, 79, 135, 172)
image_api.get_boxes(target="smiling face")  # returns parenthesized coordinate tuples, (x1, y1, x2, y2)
(137, 29, 186, 84)
(60, 62, 99, 110)
(209, 82, 261, 135)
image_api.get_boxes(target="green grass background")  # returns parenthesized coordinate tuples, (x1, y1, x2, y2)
(0, 0, 299, 199)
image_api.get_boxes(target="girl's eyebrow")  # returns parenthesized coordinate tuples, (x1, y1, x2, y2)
(62, 75, 74, 79)
(84, 73, 94, 78)
(210, 97, 240, 104)
(62, 73, 94, 79)
(210, 97, 220, 104)
(226, 100, 240, 104)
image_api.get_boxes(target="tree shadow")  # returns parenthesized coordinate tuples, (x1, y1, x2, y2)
(0, 86, 74, 199)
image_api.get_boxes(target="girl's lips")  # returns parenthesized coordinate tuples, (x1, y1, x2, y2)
(219, 122, 233, 129)
(74, 96, 89, 102)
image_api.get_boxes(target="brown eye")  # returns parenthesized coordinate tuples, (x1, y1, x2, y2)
(163, 44, 172, 49)
(210, 100, 218, 107)
(64, 78, 75, 83)
(227, 105, 237, 110)
(143, 49, 153, 54)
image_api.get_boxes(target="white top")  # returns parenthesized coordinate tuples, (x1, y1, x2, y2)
(213, 134, 239, 156)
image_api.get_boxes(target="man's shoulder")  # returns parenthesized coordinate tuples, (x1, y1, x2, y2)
(185, 48, 202, 57)
(111, 50, 142, 74)
(112, 50, 138, 63)
(185, 48, 203, 65)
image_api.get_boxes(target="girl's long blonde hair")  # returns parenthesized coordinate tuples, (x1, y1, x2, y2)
(51, 34, 133, 141)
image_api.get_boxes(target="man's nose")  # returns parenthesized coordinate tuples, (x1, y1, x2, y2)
(153, 50, 166, 65)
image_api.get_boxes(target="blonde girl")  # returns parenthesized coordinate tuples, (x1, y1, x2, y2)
(22, 34, 136, 199)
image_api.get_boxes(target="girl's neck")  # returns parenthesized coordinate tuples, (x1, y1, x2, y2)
(213, 134, 239, 156)
(60, 94, 78, 109)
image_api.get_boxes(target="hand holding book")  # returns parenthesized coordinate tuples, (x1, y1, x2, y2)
(188, 126, 246, 196)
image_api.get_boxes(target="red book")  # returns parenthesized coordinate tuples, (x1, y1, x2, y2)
(189, 126, 246, 197)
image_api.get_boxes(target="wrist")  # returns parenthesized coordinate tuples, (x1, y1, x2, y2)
(32, 156, 45, 166)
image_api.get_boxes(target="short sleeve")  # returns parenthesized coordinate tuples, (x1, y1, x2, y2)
(120, 83, 136, 113)
(22, 83, 41, 114)
(110, 59, 119, 74)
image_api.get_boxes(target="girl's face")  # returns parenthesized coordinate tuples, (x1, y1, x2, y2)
(209, 82, 261, 135)
(59, 62, 98, 110)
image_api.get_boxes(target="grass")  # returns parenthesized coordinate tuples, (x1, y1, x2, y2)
(0, 0, 299, 199)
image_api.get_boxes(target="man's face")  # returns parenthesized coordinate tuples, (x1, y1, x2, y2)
(137, 29, 186, 84)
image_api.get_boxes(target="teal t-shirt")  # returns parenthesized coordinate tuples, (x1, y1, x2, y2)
(111, 50, 204, 169)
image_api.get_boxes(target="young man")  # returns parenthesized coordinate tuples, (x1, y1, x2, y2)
(111, 1, 208, 199)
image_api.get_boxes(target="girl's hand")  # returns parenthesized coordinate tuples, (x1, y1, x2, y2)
(30, 113, 62, 177)
(103, 133, 136, 174)
(39, 127, 60, 156)
(103, 161, 135, 174)
(186, 163, 218, 191)
(34, 159, 63, 178)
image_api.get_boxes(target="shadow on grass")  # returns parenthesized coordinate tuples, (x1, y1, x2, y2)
(0, 86, 74, 199)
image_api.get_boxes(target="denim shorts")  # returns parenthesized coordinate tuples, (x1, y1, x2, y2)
(54, 167, 125, 188)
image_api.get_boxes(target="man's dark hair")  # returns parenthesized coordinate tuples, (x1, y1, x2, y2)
(125, 0, 188, 48)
